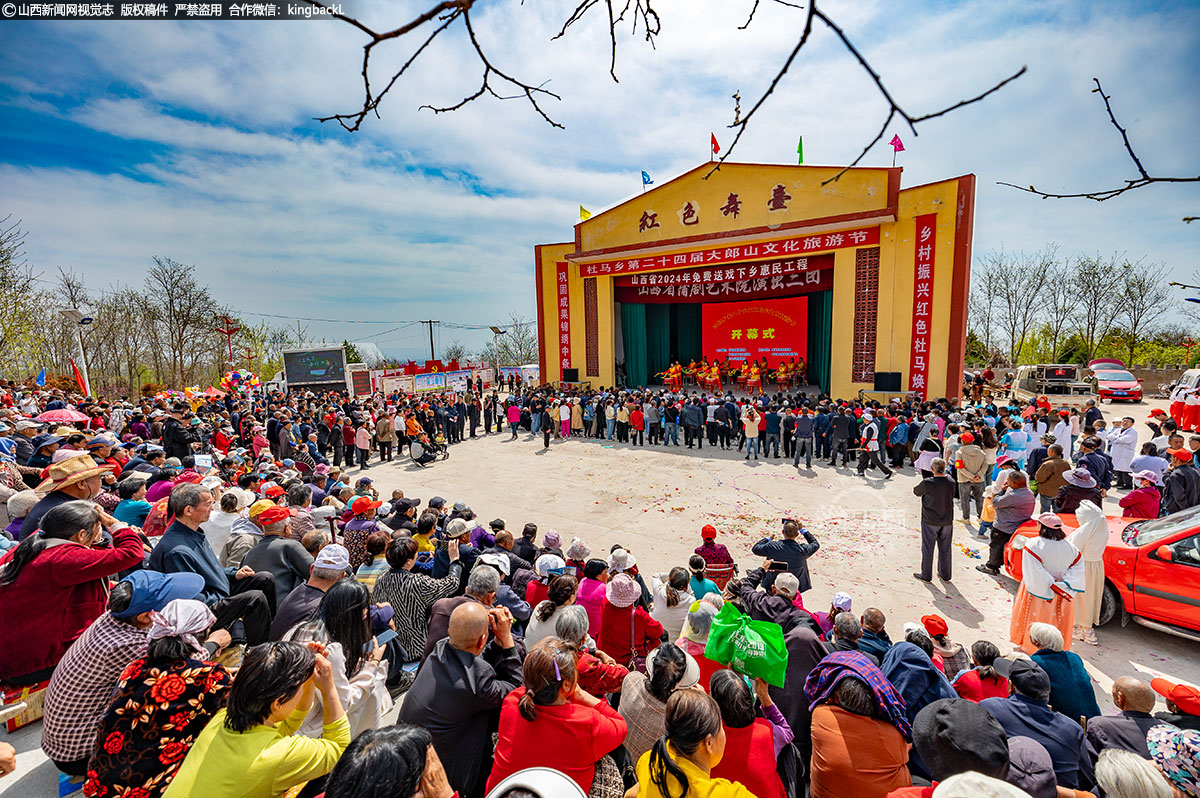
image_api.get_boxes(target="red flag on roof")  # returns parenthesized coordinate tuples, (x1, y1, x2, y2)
(711, 133, 721, 155)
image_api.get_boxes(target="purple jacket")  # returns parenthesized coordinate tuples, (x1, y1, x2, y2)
(469, 524, 495, 549)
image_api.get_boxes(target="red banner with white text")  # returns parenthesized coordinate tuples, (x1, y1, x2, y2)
(556, 263, 571, 372)
(909, 214, 936, 397)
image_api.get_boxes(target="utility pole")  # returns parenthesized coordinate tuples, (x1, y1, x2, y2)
(419, 320, 439, 362)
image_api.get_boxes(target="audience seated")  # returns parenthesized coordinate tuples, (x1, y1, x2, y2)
(269, 544, 350, 641)
(372, 535, 462, 661)
(597, 572, 663, 670)
(709, 670, 791, 798)
(619, 642, 701, 764)
(399, 602, 521, 798)
(83, 599, 233, 798)
(950, 640, 1009, 702)
(1027, 622, 1102, 722)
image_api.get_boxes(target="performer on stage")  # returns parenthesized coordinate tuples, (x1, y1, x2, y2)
(667, 361, 683, 392)
(705, 361, 722, 393)
(747, 362, 763, 396)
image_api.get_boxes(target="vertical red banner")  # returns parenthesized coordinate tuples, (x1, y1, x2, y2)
(556, 262, 571, 375)
(909, 214, 936, 397)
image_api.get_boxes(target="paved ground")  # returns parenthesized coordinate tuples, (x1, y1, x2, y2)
(5, 394, 1195, 795)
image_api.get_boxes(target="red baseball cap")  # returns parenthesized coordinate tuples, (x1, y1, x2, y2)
(264, 485, 286, 498)
(1152, 677, 1200, 715)
(1149, 409, 1168, 418)
(959, 432, 975, 444)
(258, 505, 296, 525)
(1167, 448, 1193, 462)
(701, 524, 717, 541)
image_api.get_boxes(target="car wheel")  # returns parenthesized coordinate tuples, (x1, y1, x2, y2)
(1098, 582, 1120, 626)
(1101, 396, 1113, 405)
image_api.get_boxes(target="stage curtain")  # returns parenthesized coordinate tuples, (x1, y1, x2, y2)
(808, 290, 833, 392)
(646, 305, 672, 382)
(622, 302, 649, 388)
(671, 304, 702, 363)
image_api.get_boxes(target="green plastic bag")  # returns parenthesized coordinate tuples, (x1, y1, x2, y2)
(703, 602, 789, 687)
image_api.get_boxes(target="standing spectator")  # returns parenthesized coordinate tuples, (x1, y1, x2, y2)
(354, 421, 372, 469)
(751, 520, 820, 592)
(955, 432, 988, 520)
(1108, 416, 1139, 489)
(1161, 447, 1200, 515)
(978, 472, 1036, 576)
(793, 408, 815, 469)
(374, 412, 395, 462)
(1034, 443, 1072, 513)
(1054, 467, 1104, 514)
(913, 457, 956, 583)
(1069, 500, 1110, 646)
(1009, 515, 1086, 655)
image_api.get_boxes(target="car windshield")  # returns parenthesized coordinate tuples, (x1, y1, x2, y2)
(1123, 505, 1200, 546)
(1096, 370, 1135, 381)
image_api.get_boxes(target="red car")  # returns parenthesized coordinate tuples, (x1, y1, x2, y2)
(1090, 369, 1143, 403)
(1004, 509, 1200, 642)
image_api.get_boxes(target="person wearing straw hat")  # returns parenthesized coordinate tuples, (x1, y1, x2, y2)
(18, 451, 115, 539)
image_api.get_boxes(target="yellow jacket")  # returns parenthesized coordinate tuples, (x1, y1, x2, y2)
(635, 746, 760, 798)
(163, 707, 350, 798)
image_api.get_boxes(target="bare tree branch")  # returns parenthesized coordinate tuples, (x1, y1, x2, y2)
(709, 0, 1025, 180)
(998, 78, 1200, 202)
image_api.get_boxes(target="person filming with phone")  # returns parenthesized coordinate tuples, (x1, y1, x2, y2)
(750, 519, 820, 596)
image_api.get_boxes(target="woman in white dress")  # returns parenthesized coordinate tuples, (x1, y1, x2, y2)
(1010, 512, 1086, 654)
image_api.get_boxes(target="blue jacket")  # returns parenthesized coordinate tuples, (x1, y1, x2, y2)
(794, 415, 815, 437)
(147, 520, 236, 605)
(981, 694, 1088, 788)
(858, 628, 892, 660)
(765, 412, 781, 435)
(813, 412, 831, 437)
(751, 530, 820, 591)
(1078, 451, 1113, 490)
(1031, 649, 1102, 722)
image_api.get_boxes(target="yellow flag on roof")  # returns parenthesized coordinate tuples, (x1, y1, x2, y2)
(579, 205, 591, 221)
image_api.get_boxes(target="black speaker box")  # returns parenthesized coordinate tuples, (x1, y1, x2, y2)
(562, 368, 579, 382)
(873, 371, 902, 392)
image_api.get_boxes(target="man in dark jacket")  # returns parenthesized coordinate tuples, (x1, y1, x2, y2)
(399, 602, 521, 798)
(751, 520, 820, 591)
(160, 405, 195, 460)
(1083, 677, 1162, 774)
(1076, 437, 1113, 491)
(913, 457, 956, 582)
(828, 407, 854, 466)
(682, 399, 704, 449)
(858, 607, 893, 660)
(813, 407, 832, 459)
(793, 409, 815, 469)
(734, 568, 821, 636)
(1161, 448, 1200, 515)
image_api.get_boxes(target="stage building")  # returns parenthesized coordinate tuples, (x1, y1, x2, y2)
(534, 162, 974, 399)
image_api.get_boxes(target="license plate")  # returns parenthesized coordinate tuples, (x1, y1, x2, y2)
(1113, 391, 1126, 396)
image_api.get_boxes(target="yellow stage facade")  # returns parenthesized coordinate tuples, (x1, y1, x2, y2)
(535, 162, 974, 400)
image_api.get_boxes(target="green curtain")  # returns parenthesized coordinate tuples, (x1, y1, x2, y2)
(622, 303, 648, 388)
(646, 305, 672, 381)
(807, 290, 833, 392)
(671, 304, 702, 363)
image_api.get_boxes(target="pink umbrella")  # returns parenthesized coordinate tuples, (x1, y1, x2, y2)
(36, 408, 90, 423)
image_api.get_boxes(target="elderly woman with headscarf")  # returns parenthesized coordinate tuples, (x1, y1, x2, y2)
(564, 537, 591, 579)
(83, 600, 233, 798)
(555, 605, 628, 696)
(804, 651, 914, 796)
(1010, 512, 1085, 655)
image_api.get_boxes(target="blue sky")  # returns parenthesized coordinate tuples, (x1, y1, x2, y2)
(1, 0, 1197, 360)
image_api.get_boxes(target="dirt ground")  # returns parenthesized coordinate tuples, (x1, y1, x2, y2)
(4, 395, 1197, 795)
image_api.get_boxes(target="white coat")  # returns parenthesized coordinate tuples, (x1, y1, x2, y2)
(1107, 425, 1138, 473)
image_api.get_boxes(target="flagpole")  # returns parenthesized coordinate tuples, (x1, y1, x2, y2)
(892, 150, 897, 168)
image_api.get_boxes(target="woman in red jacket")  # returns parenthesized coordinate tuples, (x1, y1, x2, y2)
(1118, 469, 1162, 518)
(0, 501, 143, 684)
(486, 638, 628, 796)
(950, 640, 1009, 702)
(598, 573, 663, 672)
(709, 670, 790, 798)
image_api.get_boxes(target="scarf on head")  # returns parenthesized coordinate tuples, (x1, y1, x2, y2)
(147, 599, 215, 656)
(803, 650, 913, 739)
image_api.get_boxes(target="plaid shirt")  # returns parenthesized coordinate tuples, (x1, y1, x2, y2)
(41, 613, 148, 762)
(617, 671, 669, 764)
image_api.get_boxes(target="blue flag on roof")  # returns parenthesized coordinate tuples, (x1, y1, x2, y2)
(642, 170, 653, 186)
(35, 368, 46, 387)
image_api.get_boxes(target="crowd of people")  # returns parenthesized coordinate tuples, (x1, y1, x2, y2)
(0, 380, 1198, 798)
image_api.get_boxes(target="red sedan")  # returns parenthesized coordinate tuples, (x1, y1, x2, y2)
(1004, 509, 1200, 642)
(1091, 369, 1144, 403)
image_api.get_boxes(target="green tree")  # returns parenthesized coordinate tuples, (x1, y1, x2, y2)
(342, 340, 364, 364)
